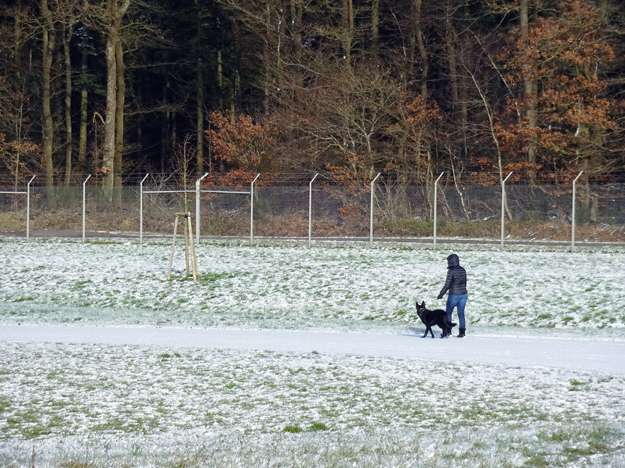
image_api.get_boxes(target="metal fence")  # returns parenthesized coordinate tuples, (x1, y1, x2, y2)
(1, 174, 625, 249)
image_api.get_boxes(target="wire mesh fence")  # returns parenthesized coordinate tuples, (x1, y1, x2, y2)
(1, 176, 625, 246)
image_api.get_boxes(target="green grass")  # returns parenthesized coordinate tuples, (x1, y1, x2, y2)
(283, 425, 303, 433)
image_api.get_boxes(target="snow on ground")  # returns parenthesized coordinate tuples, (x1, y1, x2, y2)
(1, 341, 624, 467)
(0, 237, 625, 467)
(2, 325, 625, 374)
(1, 237, 624, 331)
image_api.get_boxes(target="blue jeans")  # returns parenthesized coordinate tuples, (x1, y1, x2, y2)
(446, 293, 468, 329)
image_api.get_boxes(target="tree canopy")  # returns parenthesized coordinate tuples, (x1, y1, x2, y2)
(1, 0, 624, 189)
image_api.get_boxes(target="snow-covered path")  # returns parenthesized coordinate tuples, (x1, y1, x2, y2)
(1, 324, 623, 374)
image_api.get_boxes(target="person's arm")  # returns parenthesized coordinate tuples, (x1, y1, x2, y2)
(437, 270, 453, 299)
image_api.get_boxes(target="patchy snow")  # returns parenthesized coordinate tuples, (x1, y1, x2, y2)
(1, 340, 624, 467)
(1, 237, 624, 331)
(0, 237, 624, 467)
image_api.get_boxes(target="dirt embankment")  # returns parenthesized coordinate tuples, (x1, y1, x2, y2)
(1, 207, 624, 244)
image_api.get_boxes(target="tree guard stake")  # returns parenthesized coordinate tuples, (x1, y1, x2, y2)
(167, 212, 198, 281)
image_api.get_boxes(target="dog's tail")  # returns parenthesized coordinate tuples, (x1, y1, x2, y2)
(449, 322, 457, 328)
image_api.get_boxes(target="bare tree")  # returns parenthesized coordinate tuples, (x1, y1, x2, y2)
(88, 0, 131, 201)
(412, 0, 428, 101)
(370, 0, 379, 59)
(40, 0, 56, 200)
(278, 56, 403, 177)
(519, 0, 537, 168)
(57, 0, 84, 186)
(0, 5, 40, 185)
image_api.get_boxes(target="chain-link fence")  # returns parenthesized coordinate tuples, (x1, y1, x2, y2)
(1, 175, 625, 246)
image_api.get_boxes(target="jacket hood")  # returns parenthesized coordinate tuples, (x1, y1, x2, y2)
(447, 254, 460, 268)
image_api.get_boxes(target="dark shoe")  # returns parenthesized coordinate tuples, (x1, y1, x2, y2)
(457, 328, 466, 338)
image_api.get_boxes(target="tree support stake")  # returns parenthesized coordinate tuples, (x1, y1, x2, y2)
(167, 212, 198, 281)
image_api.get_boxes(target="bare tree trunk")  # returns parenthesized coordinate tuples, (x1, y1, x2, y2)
(341, 0, 354, 69)
(413, 0, 428, 100)
(217, 49, 224, 111)
(410, 0, 430, 193)
(195, 0, 204, 175)
(290, 0, 303, 54)
(445, 6, 460, 122)
(161, 80, 169, 172)
(449, 150, 471, 221)
(217, 16, 224, 112)
(458, 7, 469, 136)
(62, 23, 73, 186)
(14, 11, 22, 72)
(41, 0, 56, 202)
(102, 34, 117, 200)
(467, 67, 512, 220)
(520, 0, 537, 167)
(371, 0, 379, 59)
(102, 0, 130, 202)
(171, 111, 178, 160)
(233, 18, 242, 118)
(13, 11, 24, 191)
(286, 0, 304, 92)
(78, 50, 88, 168)
(196, 61, 204, 175)
(261, 2, 284, 114)
(445, 4, 469, 160)
(113, 37, 125, 204)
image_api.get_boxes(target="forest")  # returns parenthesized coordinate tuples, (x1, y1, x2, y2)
(1, 0, 624, 196)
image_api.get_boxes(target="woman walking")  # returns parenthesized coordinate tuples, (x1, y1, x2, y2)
(437, 254, 468, 337)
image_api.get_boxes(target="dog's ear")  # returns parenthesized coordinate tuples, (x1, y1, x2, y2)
(419, 301, 425, 308)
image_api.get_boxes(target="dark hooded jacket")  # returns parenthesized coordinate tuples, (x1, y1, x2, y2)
(438, 254, 467, 297)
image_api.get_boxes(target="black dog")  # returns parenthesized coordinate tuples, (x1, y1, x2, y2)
(416, 301, 456, 338)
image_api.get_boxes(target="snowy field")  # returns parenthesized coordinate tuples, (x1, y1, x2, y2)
(2, 237, 625, 331)
(1, 237, 625, 467)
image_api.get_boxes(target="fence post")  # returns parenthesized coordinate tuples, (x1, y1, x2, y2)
(572, 171, 584, 252)
(309, 173, 319, 248)
(139, 173, 149, 245)
(82, 174, 91, 243)
(433, 172, 444, 250)
(26, 175, 36, 241)
(501, 172, 513, 249)
(370, 173, 381, 248)
(250, 173, 260, 245)
(195, 172, 208, 245)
